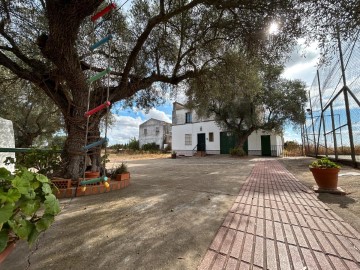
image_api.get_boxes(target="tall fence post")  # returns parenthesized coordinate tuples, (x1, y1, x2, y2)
(330, 103, 338, 160)
(308, 91, 317, 156)
(317, 70, 327, 156)
(337, 31, 357, 167)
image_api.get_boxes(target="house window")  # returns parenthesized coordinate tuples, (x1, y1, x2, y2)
(209, 132, 214, 142)
(156, 127, 159, 134)
(185, 112, 192, 123)
(185, 134, 192, 145)
(144, 128, 147, 136)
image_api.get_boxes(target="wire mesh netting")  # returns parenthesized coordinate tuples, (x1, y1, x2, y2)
(304, 33, 360, 166)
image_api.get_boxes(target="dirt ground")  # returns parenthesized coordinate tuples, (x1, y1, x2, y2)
(278, 157, 360, 233)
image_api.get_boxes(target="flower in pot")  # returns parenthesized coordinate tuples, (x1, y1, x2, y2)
(309, 157, 341, 190)
(111, 162, 130, 181)
(171, 151, 177, 159)
(0, 167, 61, 262)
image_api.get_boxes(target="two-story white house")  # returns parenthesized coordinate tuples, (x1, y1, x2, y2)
(139, 118, 172, 150)
(171, 102, 283, 156)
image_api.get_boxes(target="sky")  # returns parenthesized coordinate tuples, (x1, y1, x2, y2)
(105, 38, 321, 146)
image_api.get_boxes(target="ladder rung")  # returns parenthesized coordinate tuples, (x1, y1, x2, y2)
(84, 101, 111, 117)
(91, 3, 116, 22)
(89, 34, 113, 51)
(83, 137, 108, 151)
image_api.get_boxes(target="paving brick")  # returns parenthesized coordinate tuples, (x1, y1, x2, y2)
(225, 257, 238, 270)
(222, 212, 234, 228)
(266, 239, 278, 270)
(253, 236, 264, 268)
(210, 227, 227, 251)
(246, 216, 256, 235)
(212, 253, 226, 269)
(230, 231, 245, 258)
(288, 245, 306, 270)
(242, 233, 254, 263)
(324, 232, 353, 261)
(313, 230, 337, 256)
(313, 251, 333, 270)
(198, 250, 216, 270)
(337, 235, 360, 262)
(274, 222, 285, 242)
(265, 220, 275, 240)
(277, 241, 291, 270)
(255, 218, 264, 237)
(292, 226, 308, 248)
(238, 261, 250, 270)
(341, 222, 360, 239)
(302, 227, 322, 251)
(229, 213, 241, 230)
(238, 216, 248, 232)
(220, 229, 236, 255)
(328, 255, 348, 270)
(283, 224, 296, 245)
(343, 260, 360, 270)
(312, 216, 330, 233)
(301, 248, 320, 270)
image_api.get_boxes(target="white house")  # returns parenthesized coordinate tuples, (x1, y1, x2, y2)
(139, 118, 172, 150)
(171, 102, 283, 156)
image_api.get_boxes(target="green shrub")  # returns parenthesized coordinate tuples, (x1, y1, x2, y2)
(128, 138, 140, 150)
(142, 142, 160, 152)
(309, 157, 341, 169)
(230, 147, 246, 156)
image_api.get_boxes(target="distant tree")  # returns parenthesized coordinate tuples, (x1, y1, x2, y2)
(186, 51, 307, 149)
(128, 137, 140, 151)
(0, 71, 63, 147)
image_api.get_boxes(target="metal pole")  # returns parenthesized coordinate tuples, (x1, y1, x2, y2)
(337, 31, 357, 167)
(317, 70, 328, 156)
(308, 90, 317, 156)
(330, 104, 338, 160)
(301, 125, 305, 156)
(304, 122, 310, 155)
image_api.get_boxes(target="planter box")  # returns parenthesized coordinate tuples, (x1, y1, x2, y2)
(116, 172, 130, 181)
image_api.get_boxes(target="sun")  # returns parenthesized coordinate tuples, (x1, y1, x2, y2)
(268, 22, 279, 35)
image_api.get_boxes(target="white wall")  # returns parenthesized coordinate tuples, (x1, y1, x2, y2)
(172, 121, 221, 156)
(0, 117, 15, 172)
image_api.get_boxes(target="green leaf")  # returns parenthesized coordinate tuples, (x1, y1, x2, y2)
(24, 189, 36, 200)
(8, 219, 34, 240)
(28, 227, 40, 246)
(44, 194, 60, 215)
(0, 230, 9, 253)
(0, 189, 21, 204)
(0, 168, 11, 180)
(12, 176, 30, 195)
(41, 183, 52, 195)
(20, 199, 40, 216)
(20, 169, 35, 182)
(0, 203, 15, 223)
(30, 181, 40, 190)
(36, 174, 49, 183)
(35, 214, 54, 232)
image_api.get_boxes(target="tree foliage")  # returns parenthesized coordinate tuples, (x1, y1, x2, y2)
(186, 51, 307, 147)
(0, 70, 63, 147)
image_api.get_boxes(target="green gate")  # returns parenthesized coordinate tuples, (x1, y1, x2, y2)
(220, 132, 248, 154)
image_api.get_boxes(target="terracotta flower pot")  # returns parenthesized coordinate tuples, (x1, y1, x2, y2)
(309, 167, 340, 190)
(0, 242, 16, 264)
(84, 171, 100, 179)
(116, 172, 130, 181)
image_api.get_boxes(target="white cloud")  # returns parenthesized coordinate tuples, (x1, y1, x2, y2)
(142, 108, 172, 123)
(282, 39, 320, 86)
(104, 115, 142, 145)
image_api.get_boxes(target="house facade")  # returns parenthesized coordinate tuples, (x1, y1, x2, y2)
(139, 118, 172, 150)
(172, 102, 283, 156)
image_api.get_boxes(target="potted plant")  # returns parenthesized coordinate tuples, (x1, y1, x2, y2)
(309, 157, 341, 190)
(0, 167, 61, 263)
(111, 162, 130, 181)
(171, 151, 177, 159)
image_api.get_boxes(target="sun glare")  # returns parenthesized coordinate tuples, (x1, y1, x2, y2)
(268, 22, 279, 35)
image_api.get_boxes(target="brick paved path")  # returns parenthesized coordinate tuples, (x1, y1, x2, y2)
(198, 160, 360, 270)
